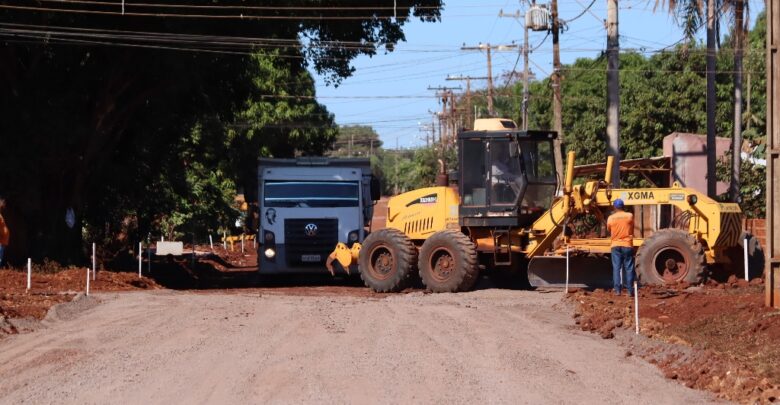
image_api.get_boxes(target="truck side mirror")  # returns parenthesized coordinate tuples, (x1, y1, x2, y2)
(509, 141, 519, 158)
(370, 176, 381, 201)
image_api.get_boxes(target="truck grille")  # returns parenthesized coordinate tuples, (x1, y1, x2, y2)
(284, 218, 339, 266)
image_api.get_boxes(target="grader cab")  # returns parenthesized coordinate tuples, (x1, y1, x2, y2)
(327, 122, 746, 293)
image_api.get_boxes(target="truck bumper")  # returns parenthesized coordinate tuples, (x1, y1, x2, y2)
(258, 247, 358, 274)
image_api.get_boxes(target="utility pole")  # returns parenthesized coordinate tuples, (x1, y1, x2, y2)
(550, 0, 565, 184)
(606, 0, 620, 187)
(499, 9, 531, 130)
(522, 19, 530, 130)
(765, 0, 779, 308)
(428, 86, 461, 147)
(461, 43, 518, 117)
(706, 0, 717, 198)
(419, 122, 434, 147)
(447, 75, 487, 129)
(730, 0, 745, 202)
(394, 137, 399, 195)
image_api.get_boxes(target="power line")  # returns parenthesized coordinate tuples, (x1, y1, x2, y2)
(0, 4, 493, 20)
(34, 0, 446, 12)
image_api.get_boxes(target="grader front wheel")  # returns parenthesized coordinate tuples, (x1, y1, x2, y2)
(636, 228, 706, 285)
(418, 230, 479, 293)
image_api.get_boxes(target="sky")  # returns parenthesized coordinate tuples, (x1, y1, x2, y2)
(312, 0, 766, 149)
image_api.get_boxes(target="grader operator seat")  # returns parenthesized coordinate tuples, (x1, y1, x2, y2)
(457, 128, 559, 229)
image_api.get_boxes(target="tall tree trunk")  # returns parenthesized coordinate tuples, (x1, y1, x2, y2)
(706, 0, 717, 198)
(730, 0, 744, 202)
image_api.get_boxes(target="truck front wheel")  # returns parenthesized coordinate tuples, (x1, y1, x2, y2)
(358, 228, 417, 292)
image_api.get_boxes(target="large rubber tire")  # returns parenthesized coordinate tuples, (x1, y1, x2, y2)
(724, 232, 766, 281)
(418, 230, 479, 293)
(636, 228, 706, 285)
(358, 228, 417, 292)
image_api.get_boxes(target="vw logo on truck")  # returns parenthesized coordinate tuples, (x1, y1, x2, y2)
(304, 223, 318, 237)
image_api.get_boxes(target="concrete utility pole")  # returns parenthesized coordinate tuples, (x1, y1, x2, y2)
(766, 0, 779, 308)
(446, 75, 488, 130)
(606, 0, 620, 187)
(550, 0, 565, 189)
(461, 43, 518, 117)
(706, 0, 717, 198)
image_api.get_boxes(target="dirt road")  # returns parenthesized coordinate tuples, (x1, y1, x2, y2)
(0, 288, 718, 404)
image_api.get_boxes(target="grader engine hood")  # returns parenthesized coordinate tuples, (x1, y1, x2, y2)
(385, 186, 460, 240)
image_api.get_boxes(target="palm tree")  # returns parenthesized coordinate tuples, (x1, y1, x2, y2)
(656, 0, 747, 201)
(730, 0, 748, 202)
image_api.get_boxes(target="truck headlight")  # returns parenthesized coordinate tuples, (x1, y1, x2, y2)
(348, 230, 359, 243)
(264, 248, 276, 259)
(264, 231, 275, 242)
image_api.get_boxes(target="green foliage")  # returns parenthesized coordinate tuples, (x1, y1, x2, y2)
(327, 125, 383, 158)
(716, 151, 766, 218)
(371, 145, 455, 195)
(507, 13, 766, 207)
(0, 1, 443, 263)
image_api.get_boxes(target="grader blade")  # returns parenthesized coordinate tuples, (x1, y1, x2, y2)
(527, 255, 613, 289)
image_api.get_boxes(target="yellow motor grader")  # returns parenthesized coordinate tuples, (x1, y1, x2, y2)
(327, 123, 744, 292)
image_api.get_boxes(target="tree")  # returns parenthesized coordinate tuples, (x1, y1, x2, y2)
(327, 126, 383, 158)
(0, 1, 444, 264)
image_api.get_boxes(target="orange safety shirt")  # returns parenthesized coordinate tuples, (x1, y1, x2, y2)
(607, 210, 634, 248)
(0, 214, 8, 245)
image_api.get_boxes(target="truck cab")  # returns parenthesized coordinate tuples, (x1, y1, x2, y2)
(257, 157, 378, 274)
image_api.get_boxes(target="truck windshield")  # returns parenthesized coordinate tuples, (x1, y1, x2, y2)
(264, 181, 360, 208)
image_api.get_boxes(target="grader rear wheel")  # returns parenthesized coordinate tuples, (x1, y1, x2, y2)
(636, 228, 706, 285)
(418, 230, 479, 293)
(358, 228, 417, 292)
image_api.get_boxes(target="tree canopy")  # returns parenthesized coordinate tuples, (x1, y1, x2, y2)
(0, 1, 443, 263)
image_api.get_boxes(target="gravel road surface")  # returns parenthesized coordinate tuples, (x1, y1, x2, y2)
(0, 288, 719, 404)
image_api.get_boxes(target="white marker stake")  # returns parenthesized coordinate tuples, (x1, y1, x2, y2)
(85, 264, 90, 296)
(92, 242, 96, 281)
(147, 243, 151, 273)
(161, 236, 165, 242)
(138, 242, 142, 278)
(27, 258, 31, 291)
(223, 232, 227, 250)
(241, 236, 245, 253)
(744, 237, 749, 281)
(565, 246, 570, 294)
(209, 234, 214, 250)
(634, 281, 639, 334)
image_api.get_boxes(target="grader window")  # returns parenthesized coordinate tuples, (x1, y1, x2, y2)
(461, 139, 487, 206)
(490, 139, 525, 205)
(519, 140, 557, 211)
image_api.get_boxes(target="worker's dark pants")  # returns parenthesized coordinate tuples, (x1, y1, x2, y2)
(0, 244, 5, 267)
(611, 246, 636, 295)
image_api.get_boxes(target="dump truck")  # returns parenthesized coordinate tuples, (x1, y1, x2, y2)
(258, 157, 379, 274)
(327, 120, 745, 292)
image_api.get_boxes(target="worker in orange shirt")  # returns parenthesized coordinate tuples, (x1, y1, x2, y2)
(607, 198, 635, 296)
(0, 198, 9, 268)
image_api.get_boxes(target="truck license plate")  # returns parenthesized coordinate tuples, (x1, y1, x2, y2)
(301, 254, 321, 262)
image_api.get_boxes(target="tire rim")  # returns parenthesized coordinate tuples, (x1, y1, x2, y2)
(368, 245, 394, 281)
(430, 248, 455, 282)
(652, 246, 690, 282)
